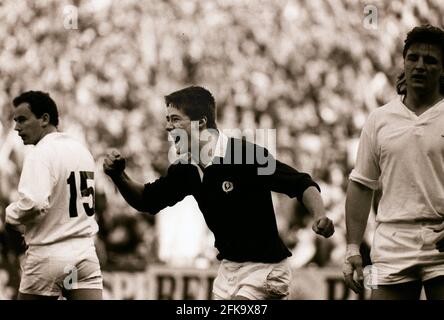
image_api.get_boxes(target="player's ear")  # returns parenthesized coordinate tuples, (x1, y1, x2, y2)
(41, 113, 51, 127)
(198, 116, 207, 129)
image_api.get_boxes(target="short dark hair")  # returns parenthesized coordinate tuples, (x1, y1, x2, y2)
(402, 24, 444, 61)
(13, 91, 59, 126)
(164, 86, 217, 129)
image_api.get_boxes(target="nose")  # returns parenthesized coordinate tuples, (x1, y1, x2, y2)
(416, 57, 425, 70)
(165, 121, 174, 132)
(14, 123, 20, 132)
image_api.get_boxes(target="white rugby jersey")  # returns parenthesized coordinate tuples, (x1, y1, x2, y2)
(6, 132, 98, 245)
(350, 97, 444, 223)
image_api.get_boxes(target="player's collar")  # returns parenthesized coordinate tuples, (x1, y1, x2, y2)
(36, 131, 62, 146)
(213, 130, 229, 160)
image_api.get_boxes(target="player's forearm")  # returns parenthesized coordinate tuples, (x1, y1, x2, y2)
(110, 171, 148, 212)
(345, 180, 373, 245)
(301, 186, 327, 219)
(5, 201, 45, 225)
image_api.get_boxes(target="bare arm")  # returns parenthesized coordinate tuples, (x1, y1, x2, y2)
(302, 186, 327, 220)
(343, 180, 374, 293)
(345, 180, 373, 245)
(108, 171, 147, 212)
(302, 186, 335, 238)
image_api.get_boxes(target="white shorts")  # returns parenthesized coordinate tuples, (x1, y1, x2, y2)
(212, 259, 292, 300)
(19, 237, 103, 296)
(370, 221, 444, 285)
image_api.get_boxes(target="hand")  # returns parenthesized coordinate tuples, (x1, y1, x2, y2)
(5, 223, 25, 235)
(343, 254, 364, 294)
(5, 224, 27, 253)
(312, 216, 335, 238)
(103, 150, 126, 177)
(431, 221, 444, 252)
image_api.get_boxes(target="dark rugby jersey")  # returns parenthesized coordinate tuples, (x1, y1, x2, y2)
(142, 138, 320, 263)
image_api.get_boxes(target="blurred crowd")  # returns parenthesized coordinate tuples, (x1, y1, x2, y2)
(1, 0, 443, 273)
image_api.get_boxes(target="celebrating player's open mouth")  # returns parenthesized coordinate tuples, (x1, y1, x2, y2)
(169, 129, 190, 155)
(174, 135, 182, 154)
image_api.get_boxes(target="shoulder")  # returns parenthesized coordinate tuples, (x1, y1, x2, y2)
(23, 145, 52, 170)
(57, 133, 87, 147)
(40, 133, 94, 163)
(223, 137, 274, 168)
(228, 137, 269, 154)
(363, 99, 401, 129)
(369, 99, 401, 118)
(58, 133, 94, 155)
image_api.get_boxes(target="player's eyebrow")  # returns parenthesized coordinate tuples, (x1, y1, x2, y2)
(424, 55, 439, 62)
(406, 53, 441, 65)
(167, 115, 181, 120)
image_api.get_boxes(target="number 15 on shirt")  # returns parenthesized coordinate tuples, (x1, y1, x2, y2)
(67, 171, 95, 218)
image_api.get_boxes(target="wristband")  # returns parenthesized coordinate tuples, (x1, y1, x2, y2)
(345, 243, 361, 259)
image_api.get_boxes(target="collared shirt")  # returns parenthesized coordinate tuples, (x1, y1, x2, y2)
(350, 97, 444, 223)
(6, 132, 98, 245)
(143, 137, 320, 263)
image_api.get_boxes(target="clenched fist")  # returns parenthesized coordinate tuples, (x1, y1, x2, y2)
(103, 150, 126, 177)
(312, 216, 335, 238)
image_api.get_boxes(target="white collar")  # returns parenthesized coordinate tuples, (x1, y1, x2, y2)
(400, 96, 444, 119)
(184, 129, 229, 171)
(212, 130, 229, 160)
(36, 131, 62, 146)
(199, 129, 229, 168)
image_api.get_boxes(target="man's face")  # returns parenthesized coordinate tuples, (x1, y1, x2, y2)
(166, 105, 194, 155)
(13, 103, 45, 145)
(404, 42, 443, 94)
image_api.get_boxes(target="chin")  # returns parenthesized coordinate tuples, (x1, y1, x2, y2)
(22, 139, 35, 145)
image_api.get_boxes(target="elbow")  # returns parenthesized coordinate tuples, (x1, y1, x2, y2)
(6, 202, 47, 225)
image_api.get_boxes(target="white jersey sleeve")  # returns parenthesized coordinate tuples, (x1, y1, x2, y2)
(349, 111, 381, 190)
(6, 150, 53, 225)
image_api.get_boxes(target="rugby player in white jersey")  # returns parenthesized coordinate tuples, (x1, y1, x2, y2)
(344, 25, 444, 299)
(0, 91, 102, 300)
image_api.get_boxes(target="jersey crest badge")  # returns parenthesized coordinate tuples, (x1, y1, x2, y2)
(222, 181, 234, 193)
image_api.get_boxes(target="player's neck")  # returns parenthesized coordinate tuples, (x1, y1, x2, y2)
(404, 88, 443, 115)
